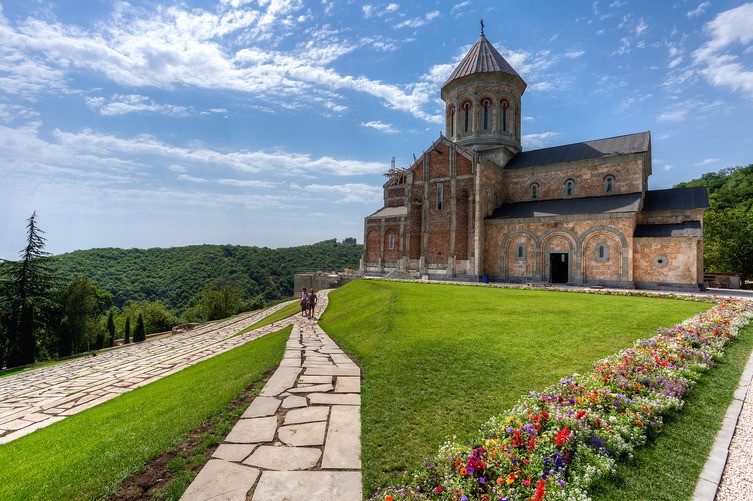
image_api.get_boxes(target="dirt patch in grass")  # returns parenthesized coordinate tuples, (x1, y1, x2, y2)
(110, 367, 276, 501)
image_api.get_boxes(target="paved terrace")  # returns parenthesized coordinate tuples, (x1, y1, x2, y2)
(0, 300, 295, 444)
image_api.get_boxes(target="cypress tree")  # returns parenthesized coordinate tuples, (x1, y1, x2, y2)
(124, 316, 131, 344)
(134, 313, 145, 342)
(0, 212, 59, 368)
(106, 310, 116, 348)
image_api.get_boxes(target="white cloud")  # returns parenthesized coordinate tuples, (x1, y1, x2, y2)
(362, 5, 374, 18)
(304, 183, 383, 203)
(687, 2, 710, 18)
(85, 94, 190, 116)
(386, 4, 399, 13)
(657, 99, 726, 122)
(693, 3, 753, 99)
(361, 120, 398, 133)
(565, 50, 585, 59)
(694, 158, 720, 166)
(394, 10, 441, 29)
(522, 132, 558, 149)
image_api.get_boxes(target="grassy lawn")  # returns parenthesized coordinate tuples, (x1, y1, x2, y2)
(238, 300, 299, 334)
(0, 326, 290, 500)
(590, 322, 753, 500)
(318, 280, 711, 496)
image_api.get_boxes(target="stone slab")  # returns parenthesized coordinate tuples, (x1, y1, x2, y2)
(322, 405, 361, 469)
(299, 375, 332, 384)
(252, 471, 362, 501)
(225, 416, 278, 443)
(304, 367, 360, 377)
(281, 395, 308, 409)
(180, 459, 259, 501)
(212, 443, 258, 462)
(284, 406, 330, 425)
(287, 384, 334, 394)
(243, 445, 321, 471)
(279, 421, 327, 446)
(335, 377, 360, 394)
(259, 367, 302, 397)
(308, 393, 360, 406)
(242, 397, 281, 418)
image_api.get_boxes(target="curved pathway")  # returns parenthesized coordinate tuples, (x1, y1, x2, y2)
(181, 290, 362, 501)
(0, 301, 295, 444)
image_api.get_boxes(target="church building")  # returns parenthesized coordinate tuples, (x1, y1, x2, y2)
(361, 27, 709, 290)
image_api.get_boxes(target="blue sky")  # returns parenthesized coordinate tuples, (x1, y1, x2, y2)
(1, 0, 751, 260)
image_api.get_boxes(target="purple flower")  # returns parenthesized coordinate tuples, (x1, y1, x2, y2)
(558, 479, 566, 488)
(479, 477, 486, 483)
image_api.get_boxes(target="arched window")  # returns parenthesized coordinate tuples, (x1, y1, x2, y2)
(389, 233, 396, 250)
(463, 102, 471, 133)
(564, 178, 575, 197)
(530, 182, 539, 200)
(482, 99, 491, 130)
(449, 107, 455, 137)
(604, 175, 615, 194)
(437, 183, 444, 211)
(501, 100, 509, 132)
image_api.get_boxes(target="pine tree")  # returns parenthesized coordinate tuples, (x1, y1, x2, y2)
(134, 313, 146, 342)
(0, 212, 59, 368)
(124, 316, 131, 344)
(106, 310, 116, 348)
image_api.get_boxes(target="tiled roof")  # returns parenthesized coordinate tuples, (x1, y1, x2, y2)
(505, 131, 650, 170)
(642, 187, 709, 211)
(488, 192, 642, 220)
(634, 221, 703, 238)
(444, 34, 522, 86)
(366, 206, 407, 219)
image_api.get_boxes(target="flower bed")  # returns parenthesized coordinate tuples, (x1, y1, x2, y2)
(372, 296, 753, 501)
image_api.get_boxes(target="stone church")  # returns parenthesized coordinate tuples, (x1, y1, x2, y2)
(361, 27, 709, 290)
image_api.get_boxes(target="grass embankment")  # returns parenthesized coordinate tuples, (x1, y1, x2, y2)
(591, 322, 753, 500)
(318, 280, 711, 496)
(0, 327, 290, 500)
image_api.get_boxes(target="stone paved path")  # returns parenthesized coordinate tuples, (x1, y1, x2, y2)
(0, 301, 295, 444)
(182, 290, 362, 501)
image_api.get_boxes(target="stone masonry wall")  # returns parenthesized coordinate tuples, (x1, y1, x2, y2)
(502, 156, 646, 203)
(633, 237, 701, 285)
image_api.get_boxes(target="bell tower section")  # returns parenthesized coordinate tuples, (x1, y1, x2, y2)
(441, 23, 527, 153)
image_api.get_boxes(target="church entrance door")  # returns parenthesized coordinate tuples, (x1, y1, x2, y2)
(550, 253, 568, 284)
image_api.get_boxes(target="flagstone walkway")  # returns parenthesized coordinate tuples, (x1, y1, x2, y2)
(0, 301, 296, 444)
(182, 290, 362, 501)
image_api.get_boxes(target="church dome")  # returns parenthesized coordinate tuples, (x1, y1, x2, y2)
(443, 32, 523, 87)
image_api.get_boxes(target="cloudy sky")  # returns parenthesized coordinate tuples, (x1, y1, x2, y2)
(1, 0, 751, 259)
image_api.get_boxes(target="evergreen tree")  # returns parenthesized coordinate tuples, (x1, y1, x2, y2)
(106, 310, 116, 348)
(124, 316, 131, 344)
(134, 313, 146, 342)
(0, 212, 59, 368)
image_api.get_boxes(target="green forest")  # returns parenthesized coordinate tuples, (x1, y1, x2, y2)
(0, 226, 361, 369)
(675, 163, 753, 283)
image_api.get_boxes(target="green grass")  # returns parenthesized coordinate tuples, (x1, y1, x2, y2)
(590, 322, 753, 500)
(0, 326, 290, 500)
(318, 280, 711, 496)
(238, 300, 299, 334)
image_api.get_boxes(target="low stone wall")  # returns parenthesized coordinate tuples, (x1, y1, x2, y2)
(294, 273, 360, 296)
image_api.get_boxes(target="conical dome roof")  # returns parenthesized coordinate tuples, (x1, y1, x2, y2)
(443, 33, 523, 86)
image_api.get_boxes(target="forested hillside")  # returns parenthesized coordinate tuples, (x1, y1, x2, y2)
(50, 239, 362, 315)
(675, 164, 753, 283)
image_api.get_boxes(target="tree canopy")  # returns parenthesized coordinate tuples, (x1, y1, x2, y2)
(676, 164, 753, 282)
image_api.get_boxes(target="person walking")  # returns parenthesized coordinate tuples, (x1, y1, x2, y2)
(307, 289, 318, 319)
(300, 288, 308, 316)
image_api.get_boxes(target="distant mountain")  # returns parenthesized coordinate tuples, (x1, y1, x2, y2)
(50, 239, 363, 314)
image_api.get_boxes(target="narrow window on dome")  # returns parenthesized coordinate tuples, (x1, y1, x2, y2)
(450, 108, 455, 137)
(463, 103, 470, 133)
(483, 100, 490, 130)
(389, 234, 395, 250)
(501, 101, 508, 132)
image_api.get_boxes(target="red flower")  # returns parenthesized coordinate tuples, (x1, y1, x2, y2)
(532, 479, 546, 501)
(555, 427, 570, 447)
(576, 410, 586, 419)
(434, 486, 444, 493)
